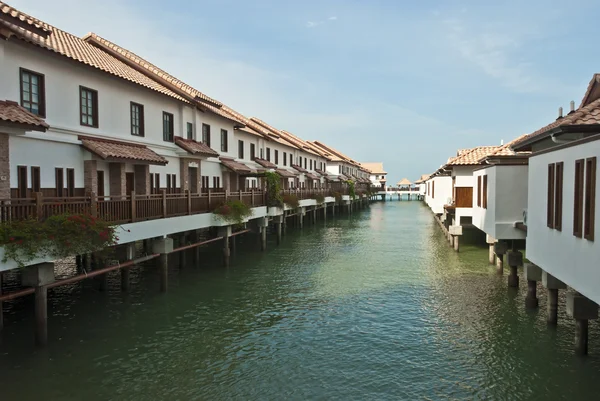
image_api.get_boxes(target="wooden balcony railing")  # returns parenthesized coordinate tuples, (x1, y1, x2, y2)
(0, 188, 353, 225)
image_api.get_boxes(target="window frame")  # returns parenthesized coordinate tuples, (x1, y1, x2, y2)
(238, 140, 244, 159)
(283, 152, 287, 166)
(202, 123, 211, 147)
(30, 166, 40, 193)
(187, 122, 193, 140)
(221, 129, 228, 152)
(482, 175, 488, 209)
(162, 111, 174, 142)
(554, 162, 563, 231)
(79, 86, 99, 128)
(477, 176, 481, 207)
(66, 168, 75, 197)
(574, 159, 585, 238)
(584, 157, 596, 241)
(55, 168, 64, 197)
(250, 143, 256, 160)
(275, 150, 279, 165)
(19, 68, 46, 117)
(547, 163, 556, 228)
(130, 102, 145, 137)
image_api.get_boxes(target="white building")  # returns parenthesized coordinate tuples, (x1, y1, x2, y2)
(414, 174, 429, 196)
(361, 162, 387, 189)
(424, 173, 453, 215)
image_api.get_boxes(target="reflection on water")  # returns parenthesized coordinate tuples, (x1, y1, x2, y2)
(1, 201, 599, 400)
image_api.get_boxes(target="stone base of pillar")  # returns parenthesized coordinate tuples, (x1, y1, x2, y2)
(489, 244, 496, 265)
(525, 280, 538, 309)
(495, 254, 504, 275)
(261, 229, 267, 251)
(575, 319, 589, 355)
(121, 269, 130, 291)
(547, 288, 559, 325)
(22, 263, 55, 346)
(453, 236, 460, 252)
(508, 266, 519, 288)
(152, 238, 173, 293)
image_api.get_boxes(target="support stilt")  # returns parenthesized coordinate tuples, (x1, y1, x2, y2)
(547, 289, 559, 325)
(22, 263, 55, 346)
(152, 237, 173, 293)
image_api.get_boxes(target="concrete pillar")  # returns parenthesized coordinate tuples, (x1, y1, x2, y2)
(180, 158, 190, 192)
(134, 164, 150, 195)
(179, 233, 187, 268)
(486, 235, 496, 265)
(219, 226, 232, 267)
(83, 159, 98, 196)
(494, 241, 508, 275)
(92, 253, 108, 291)
(299, 209, 304, 229)
(542, 272, 567, 325)
(275, 216, 283, 245)
(261, 228, 267, 251)
(567, 293, 599, 355)
(453, 235, 459, 252)
(312, 207, 317, 224)
(507, 250, 523, 288)
(22, 263, 55, 346)
(524, 263, 542, 309)
(109, 162, 126, 199)
(152, 237, 173, 293)
(117, 243, 135, 292)
(230, 234, 237, 253)
(323, 204, 327, 221)
(449, 226, 462, 252)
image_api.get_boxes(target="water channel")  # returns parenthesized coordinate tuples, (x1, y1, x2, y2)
(1, 201, 599, 400)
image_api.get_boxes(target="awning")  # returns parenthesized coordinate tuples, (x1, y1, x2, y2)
(0, 100, 49, 131)
(220, 157, 255, 174)
(254, 158, 277, 168)
(175, 137, 219, 157)
(276, 168, 297, 178)
(314, 168, 327, 176)
(79, 135, 167, 165)
(291, 164, 308, 173)
(305, 172, 320, 180)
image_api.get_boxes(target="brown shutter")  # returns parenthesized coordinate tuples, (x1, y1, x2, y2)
(584, 157, 596, 241)
(477, 176, 481, 207)
(547, 163, 555, 228)
(554, 162, 563, 231)
(432, 181, 435, 199)
(31, 166, 40, 193)
(55, 168, 64, 197)
(483, 175, 488, 209)
(574, 159, 585, 238)
(67, 168, 75, 197)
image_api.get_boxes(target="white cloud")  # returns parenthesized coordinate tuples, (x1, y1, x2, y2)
(328, 16, 338, 20)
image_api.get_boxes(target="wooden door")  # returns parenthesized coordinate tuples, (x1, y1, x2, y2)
(455, 187, 473, 208)
(97, 171, 105, 197)
(126, 172, 135, 195)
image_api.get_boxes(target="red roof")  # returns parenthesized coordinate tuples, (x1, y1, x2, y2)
(0, 100, 48, 131)
(254, 158, 276, 169)
(219, 157, 255, 174)
(79, 136, 167, 165)
(175, 137, 218, 158)
(291, 164, 308, 173)
(276, 168, 297, 178)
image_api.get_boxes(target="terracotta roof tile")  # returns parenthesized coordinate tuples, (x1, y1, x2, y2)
(0, 2, 48, 36)
(254, 158, 276, 169)
(512, 98, 600, 149)
(219, 157, 254, 174)
(314, 168, 327, 176)
(291, 164, 308, 173)
(79, 136, 167, 165)
(397, 178, 412, 186)
(82, 32, 221, 107)
(0, 100, 48, 130)
(415, 174, 430, 184)
(360, 162, 387, 174)
(0, 4, 186, 103)
(448, 146, 500, 166)
(305, 172, 319, 180)
(276, 168, 297, 178)
(175, 137, 218, 158)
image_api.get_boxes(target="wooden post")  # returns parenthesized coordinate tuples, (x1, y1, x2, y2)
(161, 189, 167, 218)
(130, 191, 136, 222)
(35, 192, 43, 221)
(208, 189, 212, 209)
(187, 190, 192, 215)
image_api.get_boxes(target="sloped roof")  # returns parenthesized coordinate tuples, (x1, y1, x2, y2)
(291, 164, 308, 173)
(0, 2, 48, 37)
(580, 74, 600, 108)
(276, 168, 297, 178)
(415, 174, 430, 184)
(175, 137, 218, 158)
(361, 162, 387, 175)
(254, 158, 276, 169)
(447, 146, 500, 166)
(512, 98, 600, 150)
(0, 2, 186, 103)
(219, 157, 254, 174)
(310, 141, 361, 165)
(397, 178, 412, 186)
(0, 100, 49, 131)
(79, 136, 167, 165)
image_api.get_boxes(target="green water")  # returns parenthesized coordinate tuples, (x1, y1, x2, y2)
(1, 201, 600, 400)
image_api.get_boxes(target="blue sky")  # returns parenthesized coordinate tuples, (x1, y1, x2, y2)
(14, 0, 600, 183)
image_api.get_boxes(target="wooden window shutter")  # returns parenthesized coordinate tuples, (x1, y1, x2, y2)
(432, 181, 435, 199)
(574, 159, 585, 238)
(547, 163, 555, 228)
(477, 176, 481, 207)
(584, 157, 596, 241)
(483, 175, 488, 209)
(554, 162, 563, 231)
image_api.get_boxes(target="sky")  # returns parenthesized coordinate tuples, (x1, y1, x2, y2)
(11, 0, 600, 183)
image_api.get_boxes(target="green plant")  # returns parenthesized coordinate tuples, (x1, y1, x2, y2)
(0, 213, 118, 268)
(347, 180, 356, 199)
(282, 194, 300, 209)
(333, 191, 343, 204)
(214, 200, 253, 226)
(264, 171, 283, 207)
(314, 194, 325, 204)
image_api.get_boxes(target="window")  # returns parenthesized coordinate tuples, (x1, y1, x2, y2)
(221, 129, 228, 152)
(339, 165, 342, 174)
(260, 148, 264, 159)
(80, 86, 98, 127)
(202, 124, 211, 146)
(304, 157, 307, 169)
(275, 150, 279, 165)
(574, 159, 585, 238)
(283, 152, 287, 166)
(213, 176, 221, 189)
(17, 166, 27, 198)
(310, 160, 313, 170)
(201, 176, 209, 190)
(166, 174, 177, 194)
(130, 102, 144, 136)
(547, 163, 555, 228)
(155, 174, 161, 194)
(584, 157, 596, 241)
(97, 171, 105, 197)
(67, 168, 75, 197)
(266, 148, 271, 162)
(55, 168, 64, 197)
(238, 140, 244, 159)
(187, 122, 193, 140)
(163, 112, 174, 142)
(250, 143, 256, 160)
(481, 175, 487, 209)
(289, 154, 293, 166)
(477, 176, 481, 207)
(432, 181, 435, 199)
(31, 166, 40, 193)
(150, 173, 155, 194)
(20, 68, 45, 117)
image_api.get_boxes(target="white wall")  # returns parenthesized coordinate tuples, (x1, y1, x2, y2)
(527, 139, 600, 304)
(425, 176, 452, 214)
